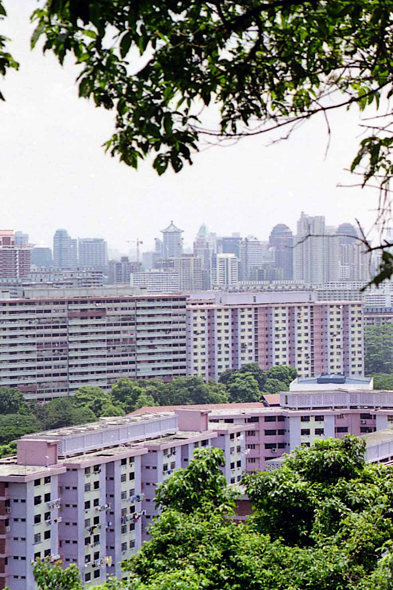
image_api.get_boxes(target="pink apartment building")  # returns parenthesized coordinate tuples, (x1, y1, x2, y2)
(0, 409, 245, 590)
(186, 291, 364, 380)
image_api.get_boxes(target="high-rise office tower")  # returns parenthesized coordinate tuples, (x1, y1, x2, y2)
(193, 224, 213, 289)
(269, 224, 294, 279)
(31, 244, 53, 267)
(14, 231, 29, 247)
(294, 212, 327, 284)
(108, 257, 140, 284)
(173, 255, 203, 291)
(213, 253, 239, 286)
(161, 221, 183, 259)
(53, 229, 78, 269)
(239, 237, 266, 280)
(78, 238, 108, 271)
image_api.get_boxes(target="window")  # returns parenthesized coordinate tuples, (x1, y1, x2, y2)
(93, 481, 99, 490)
(44, 493, 51, 503)
(85, 573, 91, 582)
(301, 429, 310, 436)
(85, 519, 91, 528)
(277, 429, 286, 435)
(121, 458, 127, 466)
(247, 430, 256, 436)
(315, 416, 324, 422)
(264, 430, 277, 436)
(336, 427, 348, 433)
(44, 530, 51, 540)
(264, 416, 276, 422)
(85, 484, 91, 492)
(34, 496, 42, 506)
(121, 474, 127, 483)
(34, 514, 41, 525)
(44, 476, 51, 484)
(93, 499, 99, 507)
(34, 533, 41, 544)
(94, 570, 100, 579)
(247, 417, 259, 423)
(315, 428, 324, 436)
(121, 542, 127, 552)
(34, 479, 41, 487)
(85, 501, 91, 510)
(301, 416, 310, 422)
(129, 472, 135, 480)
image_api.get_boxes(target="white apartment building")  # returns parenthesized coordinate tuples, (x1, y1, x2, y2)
(0, 289, 187, 399)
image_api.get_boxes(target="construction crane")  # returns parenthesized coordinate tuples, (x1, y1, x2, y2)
(126, 238, 143, 267)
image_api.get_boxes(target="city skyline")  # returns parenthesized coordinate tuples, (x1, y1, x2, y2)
(0, 2, 382, 254)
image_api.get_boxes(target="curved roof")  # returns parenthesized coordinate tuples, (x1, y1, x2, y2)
(161, 221, 184, 233)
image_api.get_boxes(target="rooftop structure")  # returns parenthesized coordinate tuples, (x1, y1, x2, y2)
(290, 374, 373, 391)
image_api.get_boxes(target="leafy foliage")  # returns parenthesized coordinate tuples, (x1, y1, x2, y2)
(33, 558, 82, 590)
(373, 373, 393, 390)
(0, 414, 39, 445)
(123, 438, 393, 590)
(365, 324, 393, 374)
(25, 0, 392, 182)
(0, 1, 19, 100)
(155, 447, 238, 515)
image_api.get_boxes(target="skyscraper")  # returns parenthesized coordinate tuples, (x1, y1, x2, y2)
(269, 223, 294, 279)
(78, 238, 108, 271)
(53, 229, 78, 269)
(31, 244, 53, 267)
(193, 224, 213, 289)
(161, 221, 183, 258)
(213, 253, 239, 286)
(294, 213, 327, 283)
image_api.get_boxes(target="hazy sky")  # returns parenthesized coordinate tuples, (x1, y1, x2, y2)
(0, 1, 381, 254)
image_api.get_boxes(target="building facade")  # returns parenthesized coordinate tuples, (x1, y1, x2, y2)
(78, 239, 108, 271)
(53, 231, 78, 270)
(0, 409, 245, 590)
(186, 292, 364, 381)
(0, 289, 187, 399)
(160, 222, 183, 259)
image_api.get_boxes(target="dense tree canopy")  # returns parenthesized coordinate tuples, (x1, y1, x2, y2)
(31, 438, 393, 590)
(373, 373, 393, 390)
(365, 325, 393, 374)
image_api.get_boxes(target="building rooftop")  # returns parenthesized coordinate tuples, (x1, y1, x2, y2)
(161, 221, 184, 234)
(361, 425, 393, 446)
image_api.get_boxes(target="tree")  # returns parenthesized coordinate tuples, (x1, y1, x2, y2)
(365, 325, 393, 374)
(111, 378, 144, 413)
(99, 404, 125, 417)
(155, 447, 238, 515)
(265, 366, 297, 387)
(124, 438, 393, 590)
(44, 397, 96, 430)
(227, 373, 261, 403)
(238, 363, 268, 390)
(263, 378, 288, 394)
(164, 376, 228, 405)
(0, 1, 18, 100)
(72, 386, 113, 416)
(33, 558, 82, 590)
(0, 387, 30, 415)
(0, 441, 17, 459)
(0, 414, 39, 445)
(373, 373, 393, 390)
(28, 0, 392, 187)
(134, 392, 157, 411)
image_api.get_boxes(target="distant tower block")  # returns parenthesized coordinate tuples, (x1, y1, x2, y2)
(161, 221, 184, 259)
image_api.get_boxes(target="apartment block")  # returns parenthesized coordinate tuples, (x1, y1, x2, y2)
(186, 292, 364, 381)
(0, 410, 245, 590)
(132, 376, 393, 473)
(0, 289, 187, 399)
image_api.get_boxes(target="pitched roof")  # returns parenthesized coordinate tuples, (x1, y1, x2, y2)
(161, 220, 184, 233)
